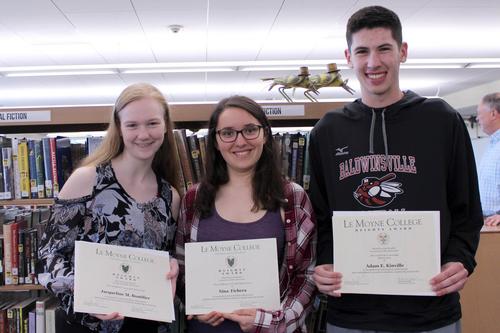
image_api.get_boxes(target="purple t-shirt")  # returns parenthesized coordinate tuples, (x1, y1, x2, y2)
(188, 208, 285, 333)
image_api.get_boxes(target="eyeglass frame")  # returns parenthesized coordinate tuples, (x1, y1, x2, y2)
(214, 124, 265, 143)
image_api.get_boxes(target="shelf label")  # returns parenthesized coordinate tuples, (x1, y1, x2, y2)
(262, 105, 304, 117)
(0, 110, 51, 122)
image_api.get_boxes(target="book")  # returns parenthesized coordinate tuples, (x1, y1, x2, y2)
(17, 139, 30, 199)
(0, 236, 4, 286)
(17, 228, 26, 285)
(34, 140, 45, 198)
(85, 136, 103, 155)
(174, 129, 194, 189)
(1, 147, 13, 200)
(2, 222, 13, 285)
(187, 134, 204, 183)
(10, 297, 36, 333)
(35, 296, 58, 333)
(41, 138, 53, 198)
(0, 301, 17, 333)
(289, 134, 299, 182)
(11, 218, 27, 285)
(302, 131, 311, 191)
(27, 139, 38, 199)
(44, 303, 57, 333)
(11, 138, 21, 200)
(49, 138, 59, 197)
(70, 143, 86, 170)
(296, 133, 306, 187)
(282, 133, 291, 180)
(55, 137, 72, 190)
(168, 131, 187, 195)
(28, 310, 35, 333)
(0, 137, 10, 200)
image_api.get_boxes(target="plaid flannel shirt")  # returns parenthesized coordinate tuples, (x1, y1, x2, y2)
(175, 181, 317, 333)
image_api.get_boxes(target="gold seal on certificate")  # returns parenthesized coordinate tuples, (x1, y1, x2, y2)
(74, 241, 175, 322)
(185, 238, 281, 315)
(333, 211, 440, 296)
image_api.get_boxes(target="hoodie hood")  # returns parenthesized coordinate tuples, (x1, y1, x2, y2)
(342, 90, 427, 120)
(342, 90, 427, 156)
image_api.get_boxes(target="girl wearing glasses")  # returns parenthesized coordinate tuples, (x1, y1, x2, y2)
(175, 95, 317, 332)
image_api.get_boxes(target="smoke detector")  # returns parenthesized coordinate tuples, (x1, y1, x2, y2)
(168, 24, 183, 34)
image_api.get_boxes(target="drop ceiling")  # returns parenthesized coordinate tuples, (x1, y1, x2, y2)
(0, 0, 499, 110)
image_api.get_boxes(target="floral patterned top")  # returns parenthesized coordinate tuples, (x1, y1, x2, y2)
(37, 162, 176, 332)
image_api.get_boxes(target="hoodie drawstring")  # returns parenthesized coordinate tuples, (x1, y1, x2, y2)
(369, 108, 389, 159)
(369, 109, 376, 154)
(381, 109, 389, 159)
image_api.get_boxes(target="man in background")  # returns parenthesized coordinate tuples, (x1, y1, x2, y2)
(476, 92, 500, 226)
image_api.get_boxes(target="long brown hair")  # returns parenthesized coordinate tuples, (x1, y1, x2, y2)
(81, 83, 180, 191)
(195, 95, 285, 218)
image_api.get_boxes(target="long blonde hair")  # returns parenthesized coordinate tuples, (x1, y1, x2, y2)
(81, 83, 180, 191)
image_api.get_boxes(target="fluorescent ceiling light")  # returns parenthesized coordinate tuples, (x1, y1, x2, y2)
(1, 58, 499, 78)
(467, 64, 500, 69)
(5, 70, 117, 77)
(401, 64, 463, 69)
(121, 67, 234, 74)
(240, 65, 350, 72)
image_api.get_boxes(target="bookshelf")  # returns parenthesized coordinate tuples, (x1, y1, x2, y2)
(0, 284, 45, 292)
(0, 199, 54, 206)
(0, 101, 346, 133)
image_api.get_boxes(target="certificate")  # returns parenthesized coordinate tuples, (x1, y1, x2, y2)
(74, 241, 175, 322)
(185, 238, 281, 315)
(333, 211, 440, 296)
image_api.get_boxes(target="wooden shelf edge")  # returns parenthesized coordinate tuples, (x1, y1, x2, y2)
(0, 198, 54, 206)
(0, 284, 46, 291)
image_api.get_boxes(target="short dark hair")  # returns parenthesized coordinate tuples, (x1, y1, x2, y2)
(481, 92, 500, 114)
(195, 95, 285, 218)
(346, 6, 403, 50)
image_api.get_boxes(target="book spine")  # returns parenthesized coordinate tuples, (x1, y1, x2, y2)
(187, 135, 203, 183)
(296, 134, 305, 187)
(35, 301, 45, 333)
(6, 309, 15, 333)
(0, 306, 6, 333)
(0, 237, 4, 286)
(27, 139, 38, 199)
(174, 130, 194, 189)
(289, 136, 298, 182)
(2, 147, 13, 200)
(282, 134, 291, 180)
(11, 138, 21, 199)
(10, 222, 20, 285)
(34, 140, 45, 198)
(17, 229, 26, 285)
(17, 139, 30, 199)
(49, 138, 59, 197)
(2, 223, 12, 285)
(0, 144, 4, 200)
(55, 137, 72, 190)
(28, 310, 36, 333)
(302, 132, 311, 191)
(41, 138, 53, 198)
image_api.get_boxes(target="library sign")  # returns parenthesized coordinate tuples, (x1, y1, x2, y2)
(262, 105, 304, 117)
(0, 110, 51, 122)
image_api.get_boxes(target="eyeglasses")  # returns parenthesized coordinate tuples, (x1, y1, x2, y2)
(215, 124, 264, 143)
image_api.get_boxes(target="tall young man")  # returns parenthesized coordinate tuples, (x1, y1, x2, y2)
(309, 6, 483, 333)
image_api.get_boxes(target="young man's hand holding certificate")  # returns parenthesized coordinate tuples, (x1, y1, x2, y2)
(333, 211, 441, 296)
